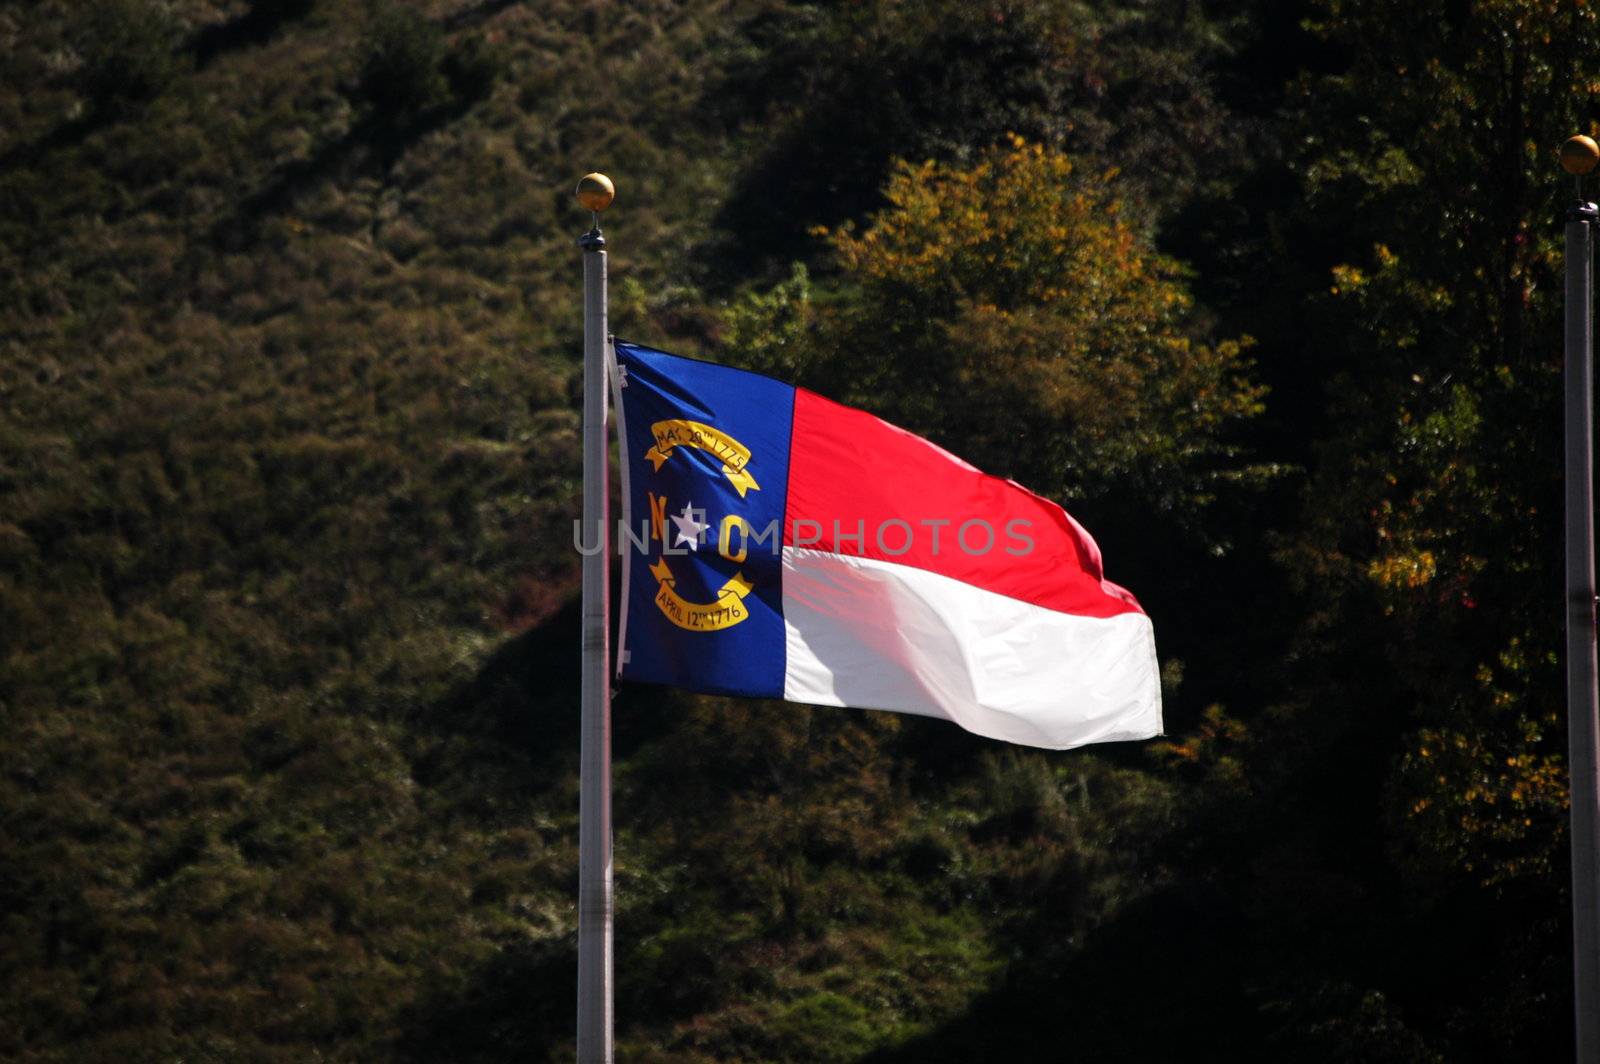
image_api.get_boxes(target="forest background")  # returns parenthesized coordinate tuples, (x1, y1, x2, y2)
(2, 0, 1596, 1060)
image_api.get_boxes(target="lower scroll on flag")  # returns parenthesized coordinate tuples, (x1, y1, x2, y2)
(608, 340, 1162, 752)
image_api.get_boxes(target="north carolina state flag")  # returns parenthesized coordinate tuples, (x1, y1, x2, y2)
(609, 340, 1161, 750)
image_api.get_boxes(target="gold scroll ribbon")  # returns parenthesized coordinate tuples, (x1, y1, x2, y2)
(648, 558, 754, 631)
(644, 419, 760, 497)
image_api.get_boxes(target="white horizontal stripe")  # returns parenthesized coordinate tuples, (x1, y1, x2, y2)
(780, 547, 1161, 750)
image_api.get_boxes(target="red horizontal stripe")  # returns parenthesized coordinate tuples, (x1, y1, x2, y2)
(782, 388, 1143, 620)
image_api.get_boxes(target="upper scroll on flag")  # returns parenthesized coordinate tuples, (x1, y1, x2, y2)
(610, 340, 1162, 751)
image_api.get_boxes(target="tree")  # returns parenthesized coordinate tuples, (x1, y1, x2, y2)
(1224, 0, 1600, 1055)
(1297, 0, 1593, 902)
(729, 137, 1269, 528)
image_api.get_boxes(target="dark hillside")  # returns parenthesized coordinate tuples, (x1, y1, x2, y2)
(1, 1, 1592, 1060)
(1, 1, 741, 1058)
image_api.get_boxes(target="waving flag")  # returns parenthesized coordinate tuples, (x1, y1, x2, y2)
(609, 340, 1161, 750)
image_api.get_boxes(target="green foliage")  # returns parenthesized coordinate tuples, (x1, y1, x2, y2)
(355, 4, 451, 118)
(0, 0, 1592, 1059)
(1292, 0, 1596, 900)
(353, 4, 507, 122)
(1194, 1, 1599, 1057)
(0, 1, 732, 1057)
(73, 0, 186, 114)
(706, 0, 1253, 275)
(722, 262, 814, 383)
(727, 138, 1271, 534)
(441, 34, 508, 105)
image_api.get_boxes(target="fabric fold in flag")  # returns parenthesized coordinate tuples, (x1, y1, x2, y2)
(610, 339, 1162, 750)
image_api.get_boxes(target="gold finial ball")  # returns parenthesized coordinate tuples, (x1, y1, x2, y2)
(1562, 136, 1600, 175)
(576, 172, 615, 212)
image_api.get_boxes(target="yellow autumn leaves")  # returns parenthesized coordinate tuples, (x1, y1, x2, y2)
(802, 137, 1266, 507)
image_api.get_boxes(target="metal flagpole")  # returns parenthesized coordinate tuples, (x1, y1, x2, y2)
(576, 171, 615, 1064)
(1562, 134, 1600, 1063)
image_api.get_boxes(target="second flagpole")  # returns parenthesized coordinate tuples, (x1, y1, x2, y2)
(576, 171, 615, 1064)
(1563, 135, 1600, 1063)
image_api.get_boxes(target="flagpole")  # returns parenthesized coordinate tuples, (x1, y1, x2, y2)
(1562, 134, 1600, 1063)
(576, 172, 615, 1064)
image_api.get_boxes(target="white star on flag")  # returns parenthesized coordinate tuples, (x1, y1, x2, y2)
(671, 503, 708, 550)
